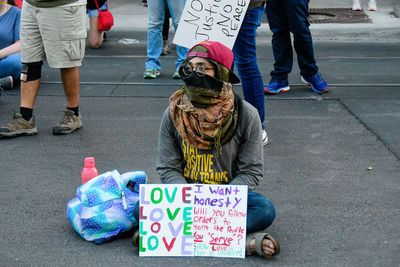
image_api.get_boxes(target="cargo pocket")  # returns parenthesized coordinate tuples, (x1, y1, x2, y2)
(60, 31, 86, 61)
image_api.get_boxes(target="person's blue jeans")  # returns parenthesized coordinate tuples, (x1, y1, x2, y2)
(265, 0, 318, 83)
(0, 54, 22, 82)
(246, 190, 275, 233)
(133, 189, 275, 234)
(233, 5, 265, 129)
(146, 0, 189, 71)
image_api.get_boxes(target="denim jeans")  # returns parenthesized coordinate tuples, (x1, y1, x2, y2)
(233, 5, 265, 129)
(0, 54, 22, 81)
(266, 0, 318, 83)
(133, 189, 275, 234)
(146, 0, 189, 71)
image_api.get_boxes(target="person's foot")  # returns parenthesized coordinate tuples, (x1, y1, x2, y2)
(301, 73, 329, 93)
(249, 236, 276, 258)
(246, 232, 280, 259)
(161, 39, 171, 56)
(172, 70, 180, 79)
(132, 230, 139, 247)
(262, 129, 269, 146)
(352, 0, 362, 10)
(0, 113, 37, 138)
(368, 0, 377, 11)
(53, 110, 82, 135)
(0, 76, 13, 90)
(143, 69, 160, 79)
(264, 81, 290, 94)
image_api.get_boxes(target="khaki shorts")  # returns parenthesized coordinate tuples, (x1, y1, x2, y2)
(20, 1, 87, 68)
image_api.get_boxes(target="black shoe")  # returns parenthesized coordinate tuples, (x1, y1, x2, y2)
(0, 76, 13, 90)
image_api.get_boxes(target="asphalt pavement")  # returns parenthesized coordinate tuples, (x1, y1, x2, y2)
(0, 0, 399, 266)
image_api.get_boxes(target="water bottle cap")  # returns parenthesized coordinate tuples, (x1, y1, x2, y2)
(84, 157, 95, 168)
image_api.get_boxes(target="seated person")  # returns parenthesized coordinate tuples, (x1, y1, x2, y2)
(133, 41, 280, 259)
(86, 0, 107, 49)
(0, 0, 21, 90)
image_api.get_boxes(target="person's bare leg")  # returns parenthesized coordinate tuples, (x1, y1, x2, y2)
(20, 79, 40, 109)
(249, 238, 275, 257)
(60, 67, 79, 108)
(88, 17, 104, 49)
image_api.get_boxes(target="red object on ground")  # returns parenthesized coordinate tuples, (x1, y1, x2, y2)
(81, 157, 99, 184)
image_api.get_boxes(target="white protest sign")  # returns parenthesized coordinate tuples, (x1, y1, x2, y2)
(173, 0, 250, 49)
(139, 184, 248, 258)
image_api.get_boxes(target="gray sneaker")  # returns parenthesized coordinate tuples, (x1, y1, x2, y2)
(0, 113, 37, 137)
(262, 129, 269, 146)
(53, 110, 82, 135)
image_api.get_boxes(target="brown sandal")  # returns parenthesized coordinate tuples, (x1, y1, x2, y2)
(246, 232, 280, 259)
(131, 230, 139, 247)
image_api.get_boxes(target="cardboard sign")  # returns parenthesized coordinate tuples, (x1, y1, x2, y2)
(139, 184, 248, 258)
(173, 0, 250, 49)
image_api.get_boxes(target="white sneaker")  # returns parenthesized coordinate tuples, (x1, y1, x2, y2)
(352, 0, 362, 10)
(262, 130, 269, 146)
(368, 0, 377, 11)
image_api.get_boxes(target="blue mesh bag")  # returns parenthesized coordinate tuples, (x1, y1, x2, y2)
(66, 170, 146, 244)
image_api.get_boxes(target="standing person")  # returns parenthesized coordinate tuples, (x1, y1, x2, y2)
(233, 0, 268, 145)
(0, 0, 86, 138)
(0, 0, 21, 91)
(352, 0, 377, 11)
(133, 41, 280, 259)
(143, 0, 189, 79)
(86, 0, 107, 49)
(264, 0, 328, 94)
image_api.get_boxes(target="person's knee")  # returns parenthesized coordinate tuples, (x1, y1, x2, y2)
(259, 197, 276, 227)
(21, 61, 43, 82)
(88, 38, 103, 49)
(252, 194, 276, 228)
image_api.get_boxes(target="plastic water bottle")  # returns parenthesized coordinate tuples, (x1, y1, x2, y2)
(81, 157, 99, 184)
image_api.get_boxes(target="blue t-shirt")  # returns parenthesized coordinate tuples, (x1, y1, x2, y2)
(0, 6, 21, 50)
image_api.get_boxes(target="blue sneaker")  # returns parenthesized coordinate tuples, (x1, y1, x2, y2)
(264, 81, 290, 94)
(301, 73, 329, 93)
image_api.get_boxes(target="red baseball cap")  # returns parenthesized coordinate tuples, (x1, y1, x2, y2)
(187, 41, 241, 84)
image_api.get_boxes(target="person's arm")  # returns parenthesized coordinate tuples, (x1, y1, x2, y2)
(156, 108, 188, 184)
(229, 103, 263, 190)
(0, 40, 21, 59)
(0, 7, 21, 59)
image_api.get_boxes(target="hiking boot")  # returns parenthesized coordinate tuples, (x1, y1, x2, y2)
(0, 113, 37, 137)
(0, 76, 13, 90)
(368, 0, 377, 11)
(264, 81, 290, 94)
(301, 73, 329, 93)
(352, 0, 362, 10)
(262, 129, 269, 146)
(53, 110, 82, 135)
(172, 70, 180, 79)
(161, 39, 170, 56)
(143, 69, 160, 79)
